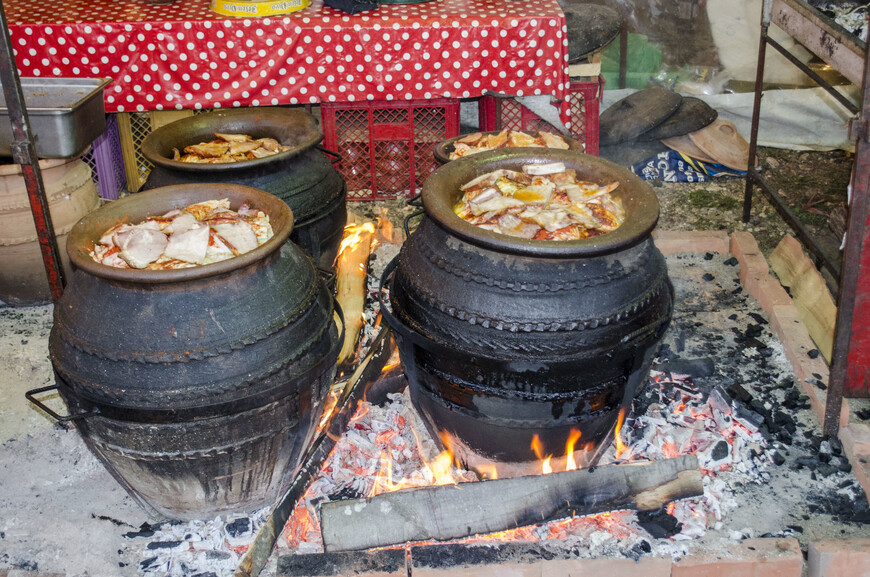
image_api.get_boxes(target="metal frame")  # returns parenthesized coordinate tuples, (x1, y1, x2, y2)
(743, 0, 870, 432)
(0, 0, 65, 302)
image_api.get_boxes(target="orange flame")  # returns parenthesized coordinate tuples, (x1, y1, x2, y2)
(530, 434, 546, 460)
(614, 407, 629, 459)
(565, 429, 582, 471)
(335, 222, 376, 263)
(542, 456, 552, 475)
(376, 208, 395, 245)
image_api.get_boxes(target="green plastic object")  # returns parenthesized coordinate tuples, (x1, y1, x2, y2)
(600, 33, 663, 90)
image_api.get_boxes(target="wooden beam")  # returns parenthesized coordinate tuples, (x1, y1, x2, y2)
(320, 455, 703, 552)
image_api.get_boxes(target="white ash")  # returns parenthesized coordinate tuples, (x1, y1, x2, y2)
(130, 508, 269, 577)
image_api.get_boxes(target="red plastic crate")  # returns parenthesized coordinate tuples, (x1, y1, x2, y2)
(321, 99, 460, 201)
(478, 76, 604, 156)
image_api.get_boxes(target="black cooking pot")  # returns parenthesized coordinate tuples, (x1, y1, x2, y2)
(141, 108, 347, 269)
(43, 183, 341, 520)
(381, 149, 672, 474)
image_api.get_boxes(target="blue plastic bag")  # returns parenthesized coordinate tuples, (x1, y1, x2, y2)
(631, 151, 745, 182)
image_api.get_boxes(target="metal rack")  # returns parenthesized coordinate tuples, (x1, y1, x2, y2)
(0, 0, 65, 302)
(743, 0, 870, 431)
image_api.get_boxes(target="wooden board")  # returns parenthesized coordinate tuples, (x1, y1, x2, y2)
(769, 234, 837, 361)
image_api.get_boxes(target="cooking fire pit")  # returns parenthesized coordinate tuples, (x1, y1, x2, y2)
(381, 149, 673, 476)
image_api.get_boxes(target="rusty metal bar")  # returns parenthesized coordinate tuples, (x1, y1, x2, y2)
(0, 0, 66, 301)
(743, 13, 770, 224)
(825, 40, 870, 430)
(766, 36, 859, 115)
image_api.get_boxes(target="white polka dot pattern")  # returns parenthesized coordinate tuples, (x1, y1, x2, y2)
(6, 0, 570, 114)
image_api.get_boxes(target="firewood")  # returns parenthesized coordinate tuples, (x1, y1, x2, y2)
(334, 221, 375, 366)
(319, 455, 703, 552)
(769, 234, 836, 361)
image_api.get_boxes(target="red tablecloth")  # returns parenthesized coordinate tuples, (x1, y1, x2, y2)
(6, 0, 570, 114)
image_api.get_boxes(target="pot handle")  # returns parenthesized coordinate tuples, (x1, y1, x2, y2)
(25, 384, 100, 422)
(403, 209, 424, 238)
(316, 145, 343, 166)
(406, 193, 423, 208)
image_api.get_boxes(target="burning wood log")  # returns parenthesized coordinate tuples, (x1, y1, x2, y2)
(334, 221, 375, 366)
(319, 455, 703, 552)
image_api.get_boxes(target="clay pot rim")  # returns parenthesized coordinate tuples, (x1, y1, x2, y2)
(432, 131, 585, 165)
(0, 149, 88, 176)
(67, 183, 293, 284)
(422, 148, 659, 258)
(140, 107, 323, 173)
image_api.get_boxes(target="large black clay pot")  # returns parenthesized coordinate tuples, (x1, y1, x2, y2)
(46, 184, 340, 520)
(382, 149, 672, 475)
(141, 108, 347, 269)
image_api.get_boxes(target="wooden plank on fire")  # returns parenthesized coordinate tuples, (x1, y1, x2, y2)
(335, 219, 375, 367)
(769, 234, 836, 361)
(319, 455, 703, 552)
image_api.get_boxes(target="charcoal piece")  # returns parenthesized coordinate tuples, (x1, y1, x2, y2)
(147, 540, 183, 550)
(828, 436, 844, 455)
(808, 349, 820, 359)
(139, 557, 158, 570)
(838, 479, 854, 489)
(702, 273, 715, 282)
(787, 524, 804, 533)
(837, 460, 852, 473)
(771, 451, 786, 466)
(817, 464, 838, 477)
(727, 383, 754, 403)
(728, 313, 738, 320)
(745, 324, 764, 338)
(850, 510, 870, 524)
(279, 549, 407, 577)
(743, 337, 768, 351)
(663, 357, 716, 377)
(637, 507, 683, 539)
(724, 256, 739, 266)
(748, 312, 768, 325)
(732, 402, 765, 430)
(206, 551, 232, 560)
(774, 412, 796, 433)
(637, 540, 652, 553)
(225, 517, 251, 538)
(711, 440, 729, 461)
(819, 452, 832, 464)
(856, 408, 870, 421)
(795, 456, 818, 469)
(123, 529, 155, 539)
(191, 573, 219, 577)
(704, 252, 714, 260)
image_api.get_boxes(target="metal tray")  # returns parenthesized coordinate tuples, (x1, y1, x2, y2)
(0, 77, 112, 159)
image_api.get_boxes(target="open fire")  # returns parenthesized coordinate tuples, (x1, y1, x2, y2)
(274, 363, 771, 555)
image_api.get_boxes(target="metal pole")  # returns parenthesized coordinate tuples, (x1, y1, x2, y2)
(743, 0, 772, 223)
(825, 41, 870, 432)
(0, 0, 66, 302)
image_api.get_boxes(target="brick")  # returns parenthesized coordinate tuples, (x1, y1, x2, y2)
(672, 538, 803, 577)
(851, 454, 870, 505)
(744, 274, 793, 315)
(808, 539, 870, 577)
(410, 542, 543, 577)
(730, 231, 770, 283)
(276, 548, 406, 577)
(652, 230, 730, 255)
(541, 556, 671, 577)
(766, 304, 850, 426)
(839, 423, 870, 457)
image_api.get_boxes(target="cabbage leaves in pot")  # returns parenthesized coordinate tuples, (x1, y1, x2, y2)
(453, 162, 625, 241)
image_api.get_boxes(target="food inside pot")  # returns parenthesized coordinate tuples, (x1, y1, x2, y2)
(453, 162, 625, 240)
(449, 129, 570, 160)
(89, 198, 274, 269)
(172, 132, 293, 163)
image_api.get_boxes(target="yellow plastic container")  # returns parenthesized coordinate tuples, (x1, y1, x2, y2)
(210, 0, 310, 17)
